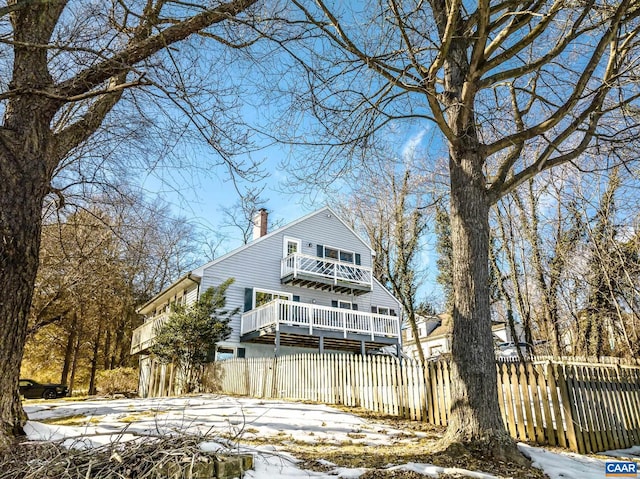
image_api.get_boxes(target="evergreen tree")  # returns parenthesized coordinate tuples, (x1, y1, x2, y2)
(582, 169, 621, 356)
(435, 203, 453, 313)
(151, 279, 236, 393)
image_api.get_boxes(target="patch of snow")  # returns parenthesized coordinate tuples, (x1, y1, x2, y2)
(520, 443, 610, 479)
(23, 395, 640, 479)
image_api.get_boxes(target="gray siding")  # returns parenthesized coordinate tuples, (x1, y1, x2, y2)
(185, 284, 199, 304)
(198, 209, 401, 345)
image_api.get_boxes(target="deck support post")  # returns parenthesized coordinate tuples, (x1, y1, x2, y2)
(275, 330, 281, 357)
(360, 341, 366, 356)
(319, 335, 324, 354)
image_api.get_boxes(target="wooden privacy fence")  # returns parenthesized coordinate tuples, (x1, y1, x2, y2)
(206, 354, 640, 454)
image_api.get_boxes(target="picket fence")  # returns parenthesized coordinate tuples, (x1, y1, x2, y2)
(206, 354, 640, 454)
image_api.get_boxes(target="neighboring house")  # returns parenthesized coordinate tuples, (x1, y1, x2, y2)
(131, 207, 403, 396)
(402, 314, 525, 360)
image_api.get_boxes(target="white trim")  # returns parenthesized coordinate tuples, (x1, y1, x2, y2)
(338, 300, 352, 309)
(283, 236, 301, 257)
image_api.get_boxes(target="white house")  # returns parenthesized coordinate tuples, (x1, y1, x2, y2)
(402, 314, 526, 360)
(131, 207, 403, 396)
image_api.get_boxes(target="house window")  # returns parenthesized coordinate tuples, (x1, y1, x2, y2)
(339, 251, 354, 263)
(324, 246, 354, 263)
(331, 300, 358, 310)
(216, 348, 234, 361)
(325, 246, 339, 260)
(338, 300, 352, 309)
(254, 288, 292, 308)
(317, 245, 361, 265)
(371, 306, 391, 316)
(283, 236, 301, 257)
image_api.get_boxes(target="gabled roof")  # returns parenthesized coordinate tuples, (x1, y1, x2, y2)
(137, 273, 200, 315)
(139, 206, 381, 315)
(192, 206, 375, 277)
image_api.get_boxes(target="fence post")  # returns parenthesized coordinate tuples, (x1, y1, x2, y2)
(554, 362, 581, 453)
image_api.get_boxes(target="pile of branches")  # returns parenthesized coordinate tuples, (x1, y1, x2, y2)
(0, 433, 231, 479)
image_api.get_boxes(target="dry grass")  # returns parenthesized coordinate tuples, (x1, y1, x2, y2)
(237, 409, 549, 479)
(0, 434, 228, 479)
(5, 402, 550, 478)
(40, 415, 104, 426)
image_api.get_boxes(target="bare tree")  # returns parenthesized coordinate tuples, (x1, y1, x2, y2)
(491, 163, 640, 360)
(334, 162, 432, 362)
(22, 194, 202, 396)
(0, 0, 263, 446)
(220, 186, 268, 244)
(260, 0, 640, 459)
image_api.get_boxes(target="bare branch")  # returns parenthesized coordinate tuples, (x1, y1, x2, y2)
(54, 0, 259, 99)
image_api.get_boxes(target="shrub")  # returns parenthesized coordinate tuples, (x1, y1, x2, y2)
(96, 367, 139, 396)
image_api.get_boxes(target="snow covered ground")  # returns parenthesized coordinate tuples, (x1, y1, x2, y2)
(23, 395, 640, 478)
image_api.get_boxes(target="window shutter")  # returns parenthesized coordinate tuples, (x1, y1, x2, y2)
(331, 300, 338, 308)
(244, 288, 253, 312)
(206, 347, 216, 362)
(352, 303, 358, 311)
(355, 253, 361, 265)
(237, 348, 246, 358)
(390, 309, 396, 316)
(371, 306, 377, 313)
(317, 244, 324, 257)
(293, 295, 300, 302)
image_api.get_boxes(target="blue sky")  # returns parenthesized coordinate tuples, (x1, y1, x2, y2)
(136, 122, 446, 307)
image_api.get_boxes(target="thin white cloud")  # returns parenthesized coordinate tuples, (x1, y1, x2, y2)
(401, 129, 427, 162)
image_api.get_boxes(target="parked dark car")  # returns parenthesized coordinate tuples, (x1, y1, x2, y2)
(19, 379, 68, 400)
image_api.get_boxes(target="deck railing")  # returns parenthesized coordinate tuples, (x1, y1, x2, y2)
(281, 252, 372, 288)
(130, 313, 170, 354)
(241, 299, 400, 340)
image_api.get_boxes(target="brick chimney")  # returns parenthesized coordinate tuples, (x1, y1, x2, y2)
(252, 208, 268, 240)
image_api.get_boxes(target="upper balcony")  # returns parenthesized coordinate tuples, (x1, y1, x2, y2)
(281, 252, 373, 295)
(130, 313, 169, 355)
(241, 299, 400, 352)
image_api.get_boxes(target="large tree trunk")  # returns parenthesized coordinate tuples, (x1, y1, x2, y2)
(438, 38, 523, 461)
(444, 148, 515, 455)
(0, 149, 49, 445)
(0, 2, 65, 447)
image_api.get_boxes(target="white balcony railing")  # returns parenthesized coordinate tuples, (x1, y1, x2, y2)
(130, 313, 170, 354)
(281, 252, 373, 289)
(241, 299, 400, 341)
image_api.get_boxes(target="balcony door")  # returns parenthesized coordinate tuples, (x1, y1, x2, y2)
(283, 236, 301, 257)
